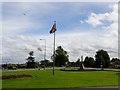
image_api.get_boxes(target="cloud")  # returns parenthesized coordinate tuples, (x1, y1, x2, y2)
(80, 20, 84, 24)
(85, 13, 103, 27)
(2, 3, 118, 64)
(2, 2, 59, 36)
(55, 29, 118, 61)
(85, 4, 118, 27)
(2, 35, 44, 64)
(2, 27, 118, 63)
(3, 17, 44, 36)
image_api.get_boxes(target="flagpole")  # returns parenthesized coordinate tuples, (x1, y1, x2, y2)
(50, 21, 56, 75)
(53, 31, 55, 75)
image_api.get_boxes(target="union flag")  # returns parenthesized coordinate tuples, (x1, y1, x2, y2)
(50, 21, 56, 34)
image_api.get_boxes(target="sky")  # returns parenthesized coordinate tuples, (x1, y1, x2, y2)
(1, 2, 118, 64)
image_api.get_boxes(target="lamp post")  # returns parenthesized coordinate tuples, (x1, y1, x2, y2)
(40, 39, 46, 65)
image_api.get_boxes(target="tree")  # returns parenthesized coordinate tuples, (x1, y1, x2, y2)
(26, 51, 36, 68)
(95, 49, 110, 68)
(111, 58, 120, 65)
(84, 56, 95, 67)
(52, 46, 69, 67)
(75, 58, 80, 67)
(110, 58, 120, 68)
(40, 60, 51, 67)
(26, 51, 35, 62)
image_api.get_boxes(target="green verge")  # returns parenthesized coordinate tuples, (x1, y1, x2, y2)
(2, 69, 118, 88)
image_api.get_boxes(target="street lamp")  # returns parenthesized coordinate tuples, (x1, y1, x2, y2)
(40, 39, 46, 62)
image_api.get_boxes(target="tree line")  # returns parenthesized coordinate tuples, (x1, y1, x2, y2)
(2, 46, 120, 69)
(51, 46, 120, 69)
(23, 46, 120, 69)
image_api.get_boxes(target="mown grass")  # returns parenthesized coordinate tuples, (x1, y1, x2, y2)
(2, 69, 119, 88)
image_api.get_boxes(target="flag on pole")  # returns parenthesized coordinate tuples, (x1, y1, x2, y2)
(49, 21, 56, 75)
(50, 21, 56, 34)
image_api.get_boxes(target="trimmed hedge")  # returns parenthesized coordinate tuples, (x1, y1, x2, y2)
(0, 74, 33, 79)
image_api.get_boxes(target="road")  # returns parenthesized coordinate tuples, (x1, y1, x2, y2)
(1, 67, 120, 72)
(2, 87, 120, 90)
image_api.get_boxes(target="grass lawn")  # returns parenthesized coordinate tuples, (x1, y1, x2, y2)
(2, 69, 119, 88)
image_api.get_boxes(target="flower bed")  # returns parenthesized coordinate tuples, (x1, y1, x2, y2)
(0, 74, 33, 79)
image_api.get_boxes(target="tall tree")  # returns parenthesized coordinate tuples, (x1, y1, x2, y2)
(75, 58, 80, 67)
(95, 49, 110, 68)
(26, 51, 36, 68)
(52, 46, 69, 67)
(84, 56, 95, 67)
(26, 51, 35, 62)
